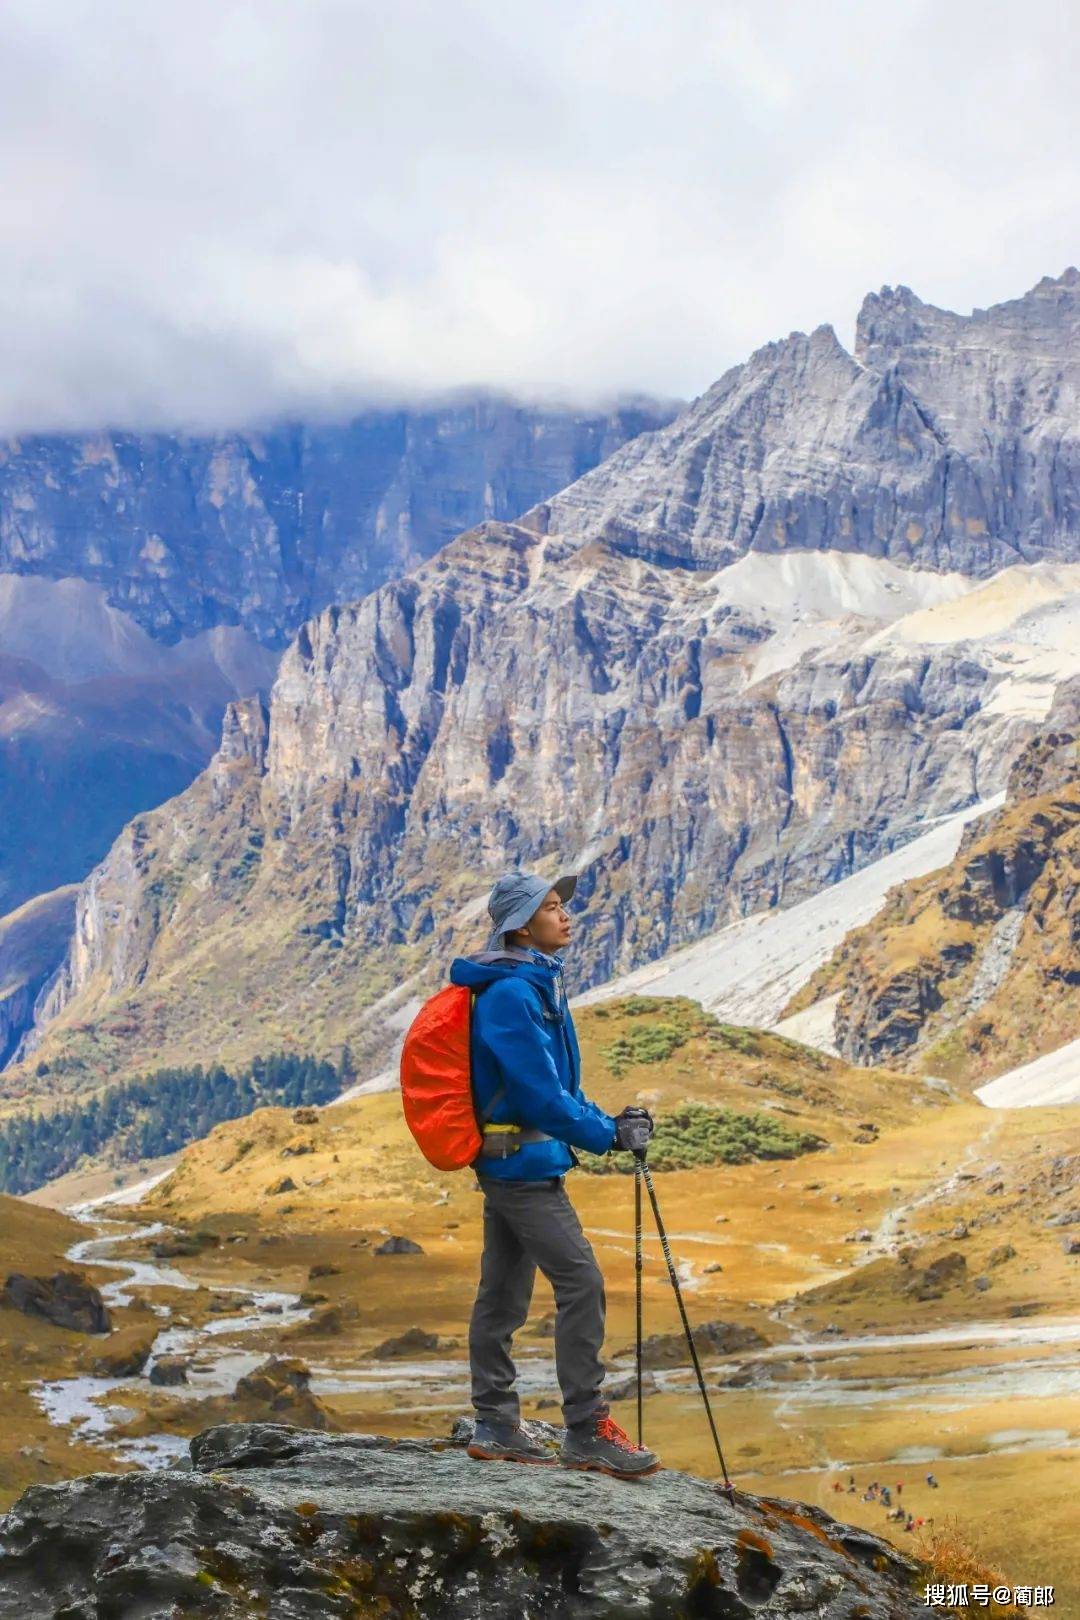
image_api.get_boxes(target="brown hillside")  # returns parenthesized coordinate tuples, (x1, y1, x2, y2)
(786, 680, 1080, 1085)
(145, 995, 938, 1227)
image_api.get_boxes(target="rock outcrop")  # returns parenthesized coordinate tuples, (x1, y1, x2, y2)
(617, 1320, 768, 1367)
(0, 1422, 926, 1618)
(148, 1354, 190, 1386)
(232, 1358, 332, 1430)
(1, 1271, 111, 1334)
(87, 1327, 156, 1378)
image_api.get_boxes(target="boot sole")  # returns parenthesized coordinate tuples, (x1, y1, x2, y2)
(466, 1443, 556, 1464)
(559, 1457, 662, 1480)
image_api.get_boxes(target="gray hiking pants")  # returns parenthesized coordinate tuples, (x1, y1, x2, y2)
(470, 1173, 608, 1430)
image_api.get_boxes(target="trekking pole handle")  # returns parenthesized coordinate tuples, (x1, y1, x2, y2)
(615, 1105, 654, 1155)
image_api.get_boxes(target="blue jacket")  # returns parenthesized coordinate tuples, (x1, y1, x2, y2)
(448, 949, 617, 1180)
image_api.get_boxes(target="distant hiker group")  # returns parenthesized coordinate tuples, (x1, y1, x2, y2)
(833, 1473, 941, 1535)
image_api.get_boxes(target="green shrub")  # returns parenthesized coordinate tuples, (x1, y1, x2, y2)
(601, 1021, 689, 1077)
(581, 1101, 824, 1174)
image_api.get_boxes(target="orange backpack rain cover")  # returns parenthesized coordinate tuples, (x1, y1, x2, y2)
(399, 984, 482, 1170)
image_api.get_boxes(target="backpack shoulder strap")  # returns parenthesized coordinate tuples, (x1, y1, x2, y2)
(479, 1085, 506, 1123)
(466, 984, 506, 1123)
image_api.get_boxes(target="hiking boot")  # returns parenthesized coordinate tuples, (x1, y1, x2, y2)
(467, 1418, 556, 1464)
(559, 1411, 661, 1479)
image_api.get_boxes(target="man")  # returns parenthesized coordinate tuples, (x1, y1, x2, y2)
(448, 869, 660, 1479)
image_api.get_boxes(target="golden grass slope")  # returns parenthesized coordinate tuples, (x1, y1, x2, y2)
(130, 995, 1080, 1606)
(145, 995, 938, 1227)
(0, 1195, 137, 1505)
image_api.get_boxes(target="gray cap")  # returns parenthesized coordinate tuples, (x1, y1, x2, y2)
(485, 870, 577, 951)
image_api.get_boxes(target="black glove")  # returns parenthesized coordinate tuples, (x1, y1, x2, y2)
(614, 1106, 654, 1155)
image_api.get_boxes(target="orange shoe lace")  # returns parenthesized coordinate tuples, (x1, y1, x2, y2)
(596, 1414, 644, 1453)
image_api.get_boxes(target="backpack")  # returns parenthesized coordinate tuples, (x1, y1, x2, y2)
(399, 985, 501, 1170)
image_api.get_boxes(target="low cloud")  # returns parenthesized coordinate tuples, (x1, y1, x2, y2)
(0, 0, 1077, 433)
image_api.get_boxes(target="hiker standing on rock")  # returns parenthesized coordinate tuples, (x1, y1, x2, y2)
(448, 870, 661, 1479)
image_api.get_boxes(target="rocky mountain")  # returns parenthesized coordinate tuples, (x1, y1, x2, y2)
(786, 678, 1079, 1085)
(5, 273, 1080, 1102)
(0, 399, 672, 646)
(539, 268, 1080, 576)
(0, 400, 667, 926)
(0, 1421, 927, 1618)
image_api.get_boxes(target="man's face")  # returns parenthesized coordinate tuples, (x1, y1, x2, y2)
(516, 887, 572, 953)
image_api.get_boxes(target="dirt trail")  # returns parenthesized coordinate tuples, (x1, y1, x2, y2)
(867, 1112, 1005, 1261)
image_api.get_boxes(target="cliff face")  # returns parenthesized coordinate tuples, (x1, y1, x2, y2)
(0, 576, 280, 916)
(0, 890, 78, 1070)
(796, 680, 1080, 1083)
(0, 399, 672, 646)
(535, 269, 1080, 576)
(10, 534, 1069, 1095)
(0, 1422, 925, 1619)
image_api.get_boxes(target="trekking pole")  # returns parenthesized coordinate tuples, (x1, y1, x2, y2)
(634, 1156, 644, 1448)
(635, 1148, 737, 1502)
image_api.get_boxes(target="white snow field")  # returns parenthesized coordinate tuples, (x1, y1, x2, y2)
(771, 993, 843, 1054)
(866, 560, 1080, 721)
(975, 1039, 1080, 1108)
(570, 796, 1004, 1030)
(693, 554, 1080, 702)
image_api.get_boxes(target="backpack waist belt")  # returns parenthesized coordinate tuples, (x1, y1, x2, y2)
(480, 1123, 552, 1158)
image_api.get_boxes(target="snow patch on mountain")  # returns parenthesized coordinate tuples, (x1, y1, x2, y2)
(866, 562, 1080, 721)
(571, 796, 1004, 1030)
(975, 1038, 1080, 1108)
(710, 550, 974, 624)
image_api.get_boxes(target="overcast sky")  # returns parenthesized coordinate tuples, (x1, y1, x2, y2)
(1, 0, 1077, 433)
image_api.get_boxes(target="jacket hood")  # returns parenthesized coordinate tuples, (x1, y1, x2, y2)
(449, 950, 561, 1005)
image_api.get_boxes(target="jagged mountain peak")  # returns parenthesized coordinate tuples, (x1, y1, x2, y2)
(855, 265, 1080, 368)
(535, 270, 1080, 577)
(738, 319, 850, 372)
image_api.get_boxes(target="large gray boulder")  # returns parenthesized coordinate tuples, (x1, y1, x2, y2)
(0, 1422, 926, 1617)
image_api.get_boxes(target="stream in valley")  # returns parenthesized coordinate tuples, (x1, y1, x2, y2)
(35, 1203, 1080, 1479)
